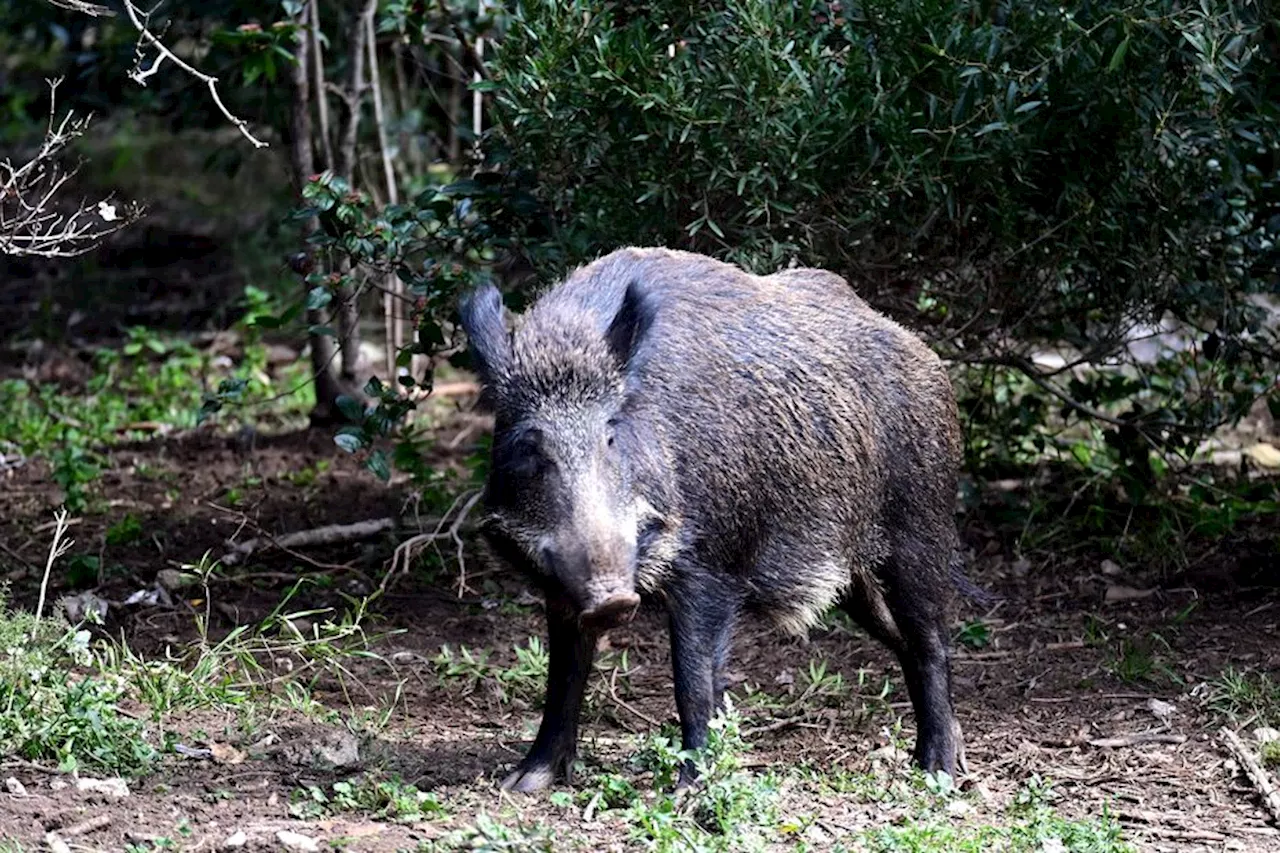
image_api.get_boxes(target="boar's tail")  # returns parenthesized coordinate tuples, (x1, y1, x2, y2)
(949, 550, 1001, 607)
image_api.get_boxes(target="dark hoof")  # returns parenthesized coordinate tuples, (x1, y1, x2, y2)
(673, 761, 700, 794)
(499, 762, 558, 793)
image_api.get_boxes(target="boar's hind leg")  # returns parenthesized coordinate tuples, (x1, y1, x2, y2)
(500, 594, 598, 793)
(668, 575, 741, 789)
(844, 541, 961, 779)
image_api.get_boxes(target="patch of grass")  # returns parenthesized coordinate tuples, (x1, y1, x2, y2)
(1104, 633, 1181, 686)
(576, 700, 781, 852)
(424, 814, 555, 852)
(105, 512, 145, 546)
(433, 636, 548, 705)
(851, 808, 1132, 852)
(291, 773, 446, 823)
(955, 619, 992, 650)
(0, 325, 312, 512)
(1208, 667, 1280, 727)
(0, 587, 159, 775)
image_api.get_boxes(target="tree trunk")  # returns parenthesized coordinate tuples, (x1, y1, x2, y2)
(331, 0, 380, 391)
(287, 0, 347, 426)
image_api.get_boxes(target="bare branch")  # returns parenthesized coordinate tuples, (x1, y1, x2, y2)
(0, 79, 144, 258)
(118, 0, 269, 148)
(46, 0, 114, 16)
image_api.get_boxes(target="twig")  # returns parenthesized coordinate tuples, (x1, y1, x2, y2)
(34, 508, 73, 629)
(1088, 732, 1186, 748)
(1222, 727, 1280, 825)
(118, 1, 268, 148)
(59, 815, 112, 838)
(220, 517, 396, 566)
(744, 714, 820, 737)
(1, 79, 143, 258)
(46, 0, 114, 15)
(379, 490, 482, 598)
(607, 667, 660, 728)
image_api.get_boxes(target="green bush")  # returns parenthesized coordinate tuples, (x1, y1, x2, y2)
(486, 0, 1279, 471)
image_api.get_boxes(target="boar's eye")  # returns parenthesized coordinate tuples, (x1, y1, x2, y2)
(496, 426, 549, 478)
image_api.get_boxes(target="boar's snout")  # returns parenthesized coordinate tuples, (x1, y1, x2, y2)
(539, 540, 639, 630)
(580, 590, 641, 629)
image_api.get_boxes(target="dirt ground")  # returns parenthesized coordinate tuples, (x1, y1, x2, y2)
(0, 401, 1278, 852)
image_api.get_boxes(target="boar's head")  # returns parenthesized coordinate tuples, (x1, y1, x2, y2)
(459, 280, 658, 629)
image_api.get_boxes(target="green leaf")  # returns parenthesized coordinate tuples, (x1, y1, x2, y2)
(306, 286, 332, 310)
(365, 449, 392, 482)
(336, 395, 366, 422)
(308, 324, 337, 338)
(1107, 36, 1130, 72)
(333, 431, 363, 454)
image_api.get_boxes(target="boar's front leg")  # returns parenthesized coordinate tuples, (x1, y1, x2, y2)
(668, 574, 740, 790)
(500, 593, 598, 793)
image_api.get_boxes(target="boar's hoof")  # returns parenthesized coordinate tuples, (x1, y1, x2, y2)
(499, 762, 557, 794)
(673, 762, 701, 794)
(580, 592, 641, 630)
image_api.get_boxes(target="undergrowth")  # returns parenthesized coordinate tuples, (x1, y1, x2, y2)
(0, 322, 312, 511)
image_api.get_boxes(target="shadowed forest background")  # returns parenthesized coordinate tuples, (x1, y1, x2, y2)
(0, 1, 1278, 851)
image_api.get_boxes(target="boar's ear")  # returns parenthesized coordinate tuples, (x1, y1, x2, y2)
(605, 279, 655, 371)
(459, 282, 512, 386)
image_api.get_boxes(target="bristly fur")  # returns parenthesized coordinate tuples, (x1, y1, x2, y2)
(461, 246, 971, 787)
(465, 245, 962, 636)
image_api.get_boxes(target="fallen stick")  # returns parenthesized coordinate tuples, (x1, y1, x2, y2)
(60, 815, 112, 837)
(1089, 733, 1187, 748)
(220, 517, 397, 566)
(1222, 727, 1280, 826)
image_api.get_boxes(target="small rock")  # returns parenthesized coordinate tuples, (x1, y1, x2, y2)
(869, 745, 909, 765)
(156, 569, 193, 591)
(75, 777, 130, 799)
(1100, 559, 1122, 577)
(774, 669, 795, 686)
(63, 591, 110, 624)
(49, 779, 68, 792)
(4, 777, 27, 795)
(1254, 726, 1280, 745)
(222, 831, 247, 849)
(210, 742, 246, 766)
(1040, 838, 1066, 853)
(44, 832, 72, 853)
(945, 799, 972, 816)
(308, 729, 360, 771)
(276, 830, 319, 852)
(1147, 698, 1176, 722)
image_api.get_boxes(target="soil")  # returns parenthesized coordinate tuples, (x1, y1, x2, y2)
(0, 403, 1277, 853)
